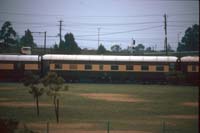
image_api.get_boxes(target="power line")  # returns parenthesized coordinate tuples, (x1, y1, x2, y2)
(0, 11, 64, 17)
(64, 21, 163, 26)
(76, 25, 163, 37)
(0, 11, 198, 17)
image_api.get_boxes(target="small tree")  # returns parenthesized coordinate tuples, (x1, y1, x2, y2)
(41, 72, 65, 123)
(97, 44, 107, 54)
(22, 72, 44, 116)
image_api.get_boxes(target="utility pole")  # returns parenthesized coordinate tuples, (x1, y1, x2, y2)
(44, 31, 46, 54)
(98, 28, 101, 47)
(59, 20, 63, 44)
(164, 14, 168, 55)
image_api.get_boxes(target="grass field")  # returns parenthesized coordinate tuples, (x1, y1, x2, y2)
(0, 83, 198, 133)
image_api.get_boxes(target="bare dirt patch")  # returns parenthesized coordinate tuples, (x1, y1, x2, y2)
(0, 101, 51, 107)
(182, 102, 198, 107)
(161, 115, 198, 119)
(79, 93, 145, 103)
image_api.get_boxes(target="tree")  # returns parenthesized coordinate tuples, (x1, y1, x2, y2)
(111, 44, 121, 52)
(97, 44, 107, 54)
(167, 44, 174, 52)
(0, 21, 17, 48)
(22, 72, 44, 117)
(20, 29, 36, 48)
(145, 47, 152, 52)
(135, 44, 145, 51)
(177, 24, 199, 51)
(53, 43, 59, 49)
(59, 33, 81, 54)
(41, 72, 65, 123)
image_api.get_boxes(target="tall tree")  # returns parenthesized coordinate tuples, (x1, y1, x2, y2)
(59, 33, 81, 54)
(41, 72, 65, 123)
(97, 44, 107, 54)
(146, 47, 152, 52)
(22, 72, 44, 117)
(111, 44, 121, 52)
(20, 29, 36, 48)
(135, 44, 145, 51)
(167, 44, 174, 52)
(177, 24, 199, 51)
(0, 21, 17, 48)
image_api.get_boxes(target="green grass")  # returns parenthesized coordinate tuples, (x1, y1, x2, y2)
(0, 83, 198, 133)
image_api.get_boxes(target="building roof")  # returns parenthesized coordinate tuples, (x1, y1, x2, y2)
(181, 56, 199, 62)
(0, 55, 40, 61)
(43, 54, 178, 62)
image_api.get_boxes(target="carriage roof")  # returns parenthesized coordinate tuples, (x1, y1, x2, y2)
(0, 55, 40, 61)
(43, 54, 178, 62)
(180, 56, 199, 62)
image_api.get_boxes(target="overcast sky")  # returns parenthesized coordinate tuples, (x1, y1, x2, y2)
(0, 0, 199, 50)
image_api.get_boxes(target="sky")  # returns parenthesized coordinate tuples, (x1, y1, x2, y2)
(0, 0, 199, 51)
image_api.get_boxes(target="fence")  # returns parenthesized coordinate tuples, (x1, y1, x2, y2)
(16, 120, 184, 133)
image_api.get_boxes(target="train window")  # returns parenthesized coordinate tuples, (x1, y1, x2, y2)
(111, 65, 119, 70)
(69, 64, 77, 70)
(141, 65, 149, 71)
(99, 64, 103, 70)
(156, 65, 164, 71)
(14, 62, 24, 70)
(85, 64, 92, 70)
(192, 65, 196, 72)
(126, 65, 133, 70)
(169, 63, 175, 71)
(55, 63, 62, 70)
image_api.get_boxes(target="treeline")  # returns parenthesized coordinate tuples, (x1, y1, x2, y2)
(0, 21, 199, 55)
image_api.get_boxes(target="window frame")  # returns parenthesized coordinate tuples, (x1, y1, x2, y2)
(156, 65, 164, 71)
(126, 65, 133, 71)
(141, 65, 149, 71)
(85, 64, 92, 70)
(111, 65, 119, 71)
(55, 63, 62, 70)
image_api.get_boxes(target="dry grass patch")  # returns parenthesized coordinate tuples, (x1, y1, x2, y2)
(79, 93, 145, 103)
(0, 101, 51, 107)
(0, 98, 10, 101)
(0, 87, 17, 91)
(23, 123, 151, 133)
(28, 122, 95, 129)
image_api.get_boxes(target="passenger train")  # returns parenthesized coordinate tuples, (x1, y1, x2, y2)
(0, 54, 199, 85)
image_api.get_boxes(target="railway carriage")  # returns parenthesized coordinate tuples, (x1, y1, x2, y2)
(0, 55, 41, 81)
(0, 54, 198, 84)
(42, 54, 178, 83)
(180, 56, 199, 84)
